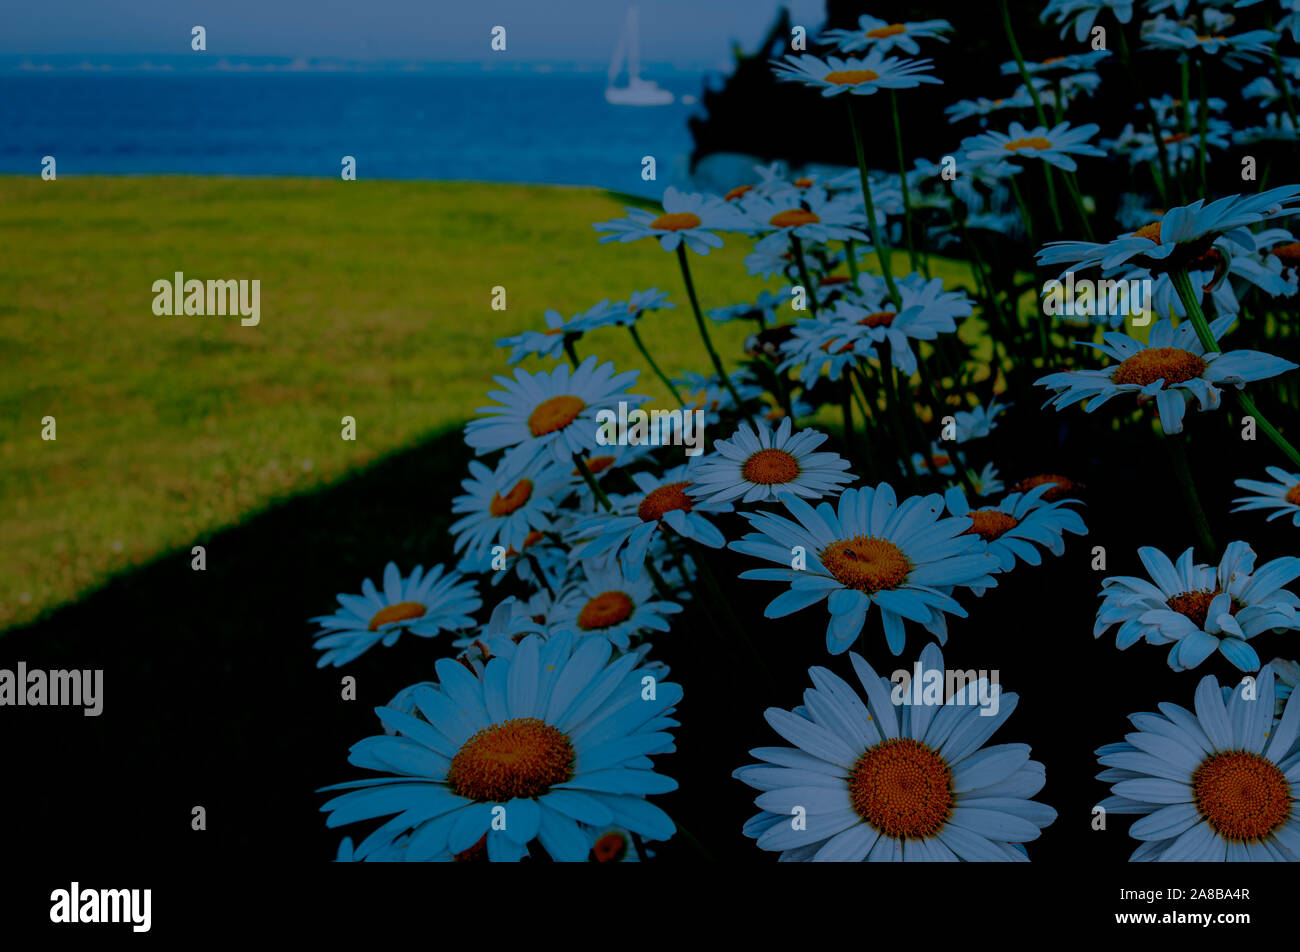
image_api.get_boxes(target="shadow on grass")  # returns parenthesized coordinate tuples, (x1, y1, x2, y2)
(1, 425, 476, 862)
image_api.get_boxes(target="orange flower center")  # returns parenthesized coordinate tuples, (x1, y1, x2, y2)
(527, 394, 585, 436)
(1111, 347, 1207, 388)
(577, 590, 636, 630)
(848, 737, 954, 839)
(1196, 35, 1227, 43)
(1286, 484, 1300, 506)
(489, 478, 534, 516)
(963, 510, 1019, 541)
(858, 310, 897, 328)
(1004, 136, 1053, 152)
(637, 481, 695, 521)
(1163, 132, 1192, 144)
(446, 717, 576, 802)
(793, 176, 814, 188)
(867, 23, 907, 38)
(592, 831, 629, 862)
(724, 185, 754, 202)
(820, 536, 912, 593)
(650, 211, 702, 231)
(368, 601, 427, 632)
(1166, 589, 1217, 629)
(820, 275, 851, 286)
(1271, 241, 1300, 266)
(824, 69, 880, 85)
(1013, 473, 1078, 501)
(1192, 750, 1293, 842)
(740, 447, 802, 485)
(770, 208, 820, 228)
(1134, 221, 1163, 244)
(573, 455, 616, 476)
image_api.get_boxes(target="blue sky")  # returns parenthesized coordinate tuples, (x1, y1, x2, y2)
(2, 0, 828, 70)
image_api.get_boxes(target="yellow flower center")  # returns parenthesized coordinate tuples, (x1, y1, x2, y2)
(650, 211, 702, 231)
(858, 310, 897, 328)
(824, 69, 880, 86)
(1286, 484, 1300, 506)
(592, 831, 629, 862)
(1111, 347, 1208, 388)
(740, 447, 801, 485)
(368, 601, 427, 631)
(1196, 35, 1227, 43)
(964, 510, 1019, 541)
(1041, 56, 1068, 65)
(1134, 221, 1163, 244)
(446, 717, 576, 802)
(866, 24, 906, 39)
(1192, 750, 1293, 842)
(724, 185, 754, 202)
(638, 481, 696, 521)
(820, 536, 912, 593)
(849, 737, 954, 839)
(793, 176, 814, 188)
(1004, 136, 1053, 152)
(489, 478, 534, 516)
(769, 208, 821, 228)
(577, 590, 636, 630)
(527, 394, 585, 436)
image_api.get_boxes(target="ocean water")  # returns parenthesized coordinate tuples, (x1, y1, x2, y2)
(0, 69, 706, 197)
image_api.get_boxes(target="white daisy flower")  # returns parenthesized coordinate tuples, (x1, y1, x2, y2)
(567, 464, 733, 581)
(495, 306, 594, 365)
(319, 633, 681, 862)
(1041, 0, 1134, 42)
(1234, 466, 1300, 526)
(735, 642, 1056, 860)
(578, 288, 674, 331)
(735, 188, 869, 244)
(593, 187, 746, 256)
(998, 50, 1110, 75)
(1037, 186, 1300, 276)
(689, 417, 855, 504)
(1143, 22, 1277, 68)
(943, 484, 1088, 578)
(818, 16, 952, 55)
(464, 355, 646, 479)
(1094, 542, 1300, 671)
(1095, 664, 1300, 861)
(449, 456, 574, 563)
(709, 288, 792, 325)
(730, 483, 1000, 655)
(550, 558, 682, 650)
(771, 52, 942, 97)
(309, 563, 482, 668)
(962, 121, 1106, 172)
(969, 462, 1006, 498)
(953, 398, 1010, 441)
(1035, 316, 1298, 435)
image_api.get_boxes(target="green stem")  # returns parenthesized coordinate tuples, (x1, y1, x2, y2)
(675, 244, 743, 407)
(790, 234, 819, 319)
(879, 361, 918, 480)
(1170, 267, 1300, 470)
(847, 99, 901, 306)
(1195, 55, 1210, 197)
(845, 239, 859, 282)
(888, 90, 919, 272)
(627, 324, 684, 405)
(1164, 433, 1218, 560)
(563, 335, 581, 369)
(999, 0, 1050, 127)
(573, 453, 612, 512)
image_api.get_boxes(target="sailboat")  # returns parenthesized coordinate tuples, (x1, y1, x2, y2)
(605, 7, 674, 106)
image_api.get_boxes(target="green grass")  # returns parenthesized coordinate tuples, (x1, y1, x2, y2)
(0, 175, 984, 630)
(0, 175, 781, 629)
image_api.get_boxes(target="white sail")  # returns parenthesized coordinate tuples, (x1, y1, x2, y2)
(605, 6, 674, 106)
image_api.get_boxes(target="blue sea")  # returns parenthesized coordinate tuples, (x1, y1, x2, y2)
(0, 66, 711, 197)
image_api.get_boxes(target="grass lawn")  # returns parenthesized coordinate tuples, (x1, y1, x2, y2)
(1, 175, 971, 629)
